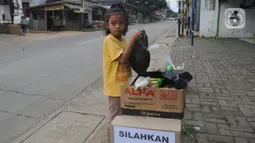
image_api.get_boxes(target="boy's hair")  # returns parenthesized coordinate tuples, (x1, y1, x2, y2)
(104, 3, 129, 36)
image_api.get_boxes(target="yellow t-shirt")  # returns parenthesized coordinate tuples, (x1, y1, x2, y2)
(103, 34, 132, 97)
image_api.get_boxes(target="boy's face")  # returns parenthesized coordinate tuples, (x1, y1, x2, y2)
(107, 14, 125, 37)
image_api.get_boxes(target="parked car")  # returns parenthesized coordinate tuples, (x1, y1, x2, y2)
(167, 18, 176, 21)
(94, 20, 104, 27)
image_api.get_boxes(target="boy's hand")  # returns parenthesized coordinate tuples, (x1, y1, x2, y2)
(131, 31, 143, 42)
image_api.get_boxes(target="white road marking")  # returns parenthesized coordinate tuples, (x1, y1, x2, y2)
(77, 28, 140, 45)
(78, 37, 104, 45)
(0, 41, 10, 44)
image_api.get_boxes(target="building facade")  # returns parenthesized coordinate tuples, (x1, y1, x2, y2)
(0, 4, 11, 22)
(97, 0, 125, 6)
(199, 0, 255, 38)
(179, 0, 255, 38)
(0, 0, 18, 23)
(28, 0, 108, 30)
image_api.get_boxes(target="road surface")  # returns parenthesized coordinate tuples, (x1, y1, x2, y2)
(0, 22, 176, 143)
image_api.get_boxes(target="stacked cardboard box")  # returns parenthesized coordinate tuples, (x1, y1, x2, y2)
(120, 86, 185, 119)
(111, 115, 181, 143)
(110, 77, 186, 143)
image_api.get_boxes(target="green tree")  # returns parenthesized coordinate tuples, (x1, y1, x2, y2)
(125, 0, 177, 21)
(165, 1, 178, 18)
(135, 0, 169, 21)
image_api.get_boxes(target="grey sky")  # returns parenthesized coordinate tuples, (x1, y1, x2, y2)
(167, 0, 178, 12)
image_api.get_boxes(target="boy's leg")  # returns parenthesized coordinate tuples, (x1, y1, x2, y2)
(21, 25, 25, 33)
(106, 96, 120, 143)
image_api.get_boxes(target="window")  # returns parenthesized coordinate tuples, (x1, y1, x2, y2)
(22, 2, 30, 17)
(32, 11, 45, 20)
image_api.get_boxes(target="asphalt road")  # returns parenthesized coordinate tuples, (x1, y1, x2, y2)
(0, 22, 176, 143)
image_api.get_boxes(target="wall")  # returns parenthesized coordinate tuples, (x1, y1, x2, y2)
(199, 0, 219, 37)
(195, 0, 201, 31)
(218, 0, 255, 38)
(31, 19, 47, 30)
(0, 5, 11, 22)
(34, 0, 46, 6)
(22, 0, 46, 7)
(199, 0, 255, 38)
(0, 5, 4, 22)
(98, 0, 121, 6)
(13, 0, 23, 24)
(88, 10, 92, 22)
(13, 0, 46, 24)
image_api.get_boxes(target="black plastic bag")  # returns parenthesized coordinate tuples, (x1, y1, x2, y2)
(162, 70, 193, 89)
(138, 71, 163, 78)
(129, 30, 150, 74)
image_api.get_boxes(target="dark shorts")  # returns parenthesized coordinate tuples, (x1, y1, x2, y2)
(21, 24, 26, 29)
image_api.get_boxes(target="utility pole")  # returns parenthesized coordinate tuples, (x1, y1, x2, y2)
(191, 0, 195, 46)
(81, 0, 84, 29)
(177, 0, 181, 37)
(181, 0, 184, 36)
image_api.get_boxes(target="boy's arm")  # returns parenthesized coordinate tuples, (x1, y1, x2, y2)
(117, 39, 135, 64)
(118, 32, 142, 64)
(106, 32, 141, 63)
(105, 39, 124, 62)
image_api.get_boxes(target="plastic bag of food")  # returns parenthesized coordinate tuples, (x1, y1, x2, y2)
(162, 70, 193, 89)
(134, 76, 150, 90)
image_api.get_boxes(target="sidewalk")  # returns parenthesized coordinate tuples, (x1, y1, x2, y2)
(172, 38, 255, 143)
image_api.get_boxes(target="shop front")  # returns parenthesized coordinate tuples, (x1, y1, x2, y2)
(28, 2, 92, 31)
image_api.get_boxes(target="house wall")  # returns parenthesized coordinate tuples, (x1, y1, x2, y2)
(199, 0, 219, 37)
(195, 0, 201, 31)
(13, 0, 24, 24)
(31, 19, 47, 30)
(14, 0, 46, 23)
(66, 20, 80, 29)
(98, 0, 123, 6)
(22, 0, 46, 7)
(29, 9, 47, 30)
(218, 0, 255, 38)
(65, 10, 81, 30)
(0, 5, 12, 22)
(88, 10, 92, 22)
(199, 0, 255, 38)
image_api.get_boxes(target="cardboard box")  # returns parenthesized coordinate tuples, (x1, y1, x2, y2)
(121, 86, 184, 119)
(111, 115, 181, 143)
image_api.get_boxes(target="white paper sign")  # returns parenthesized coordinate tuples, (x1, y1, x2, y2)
(113, 126, 175, 143)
